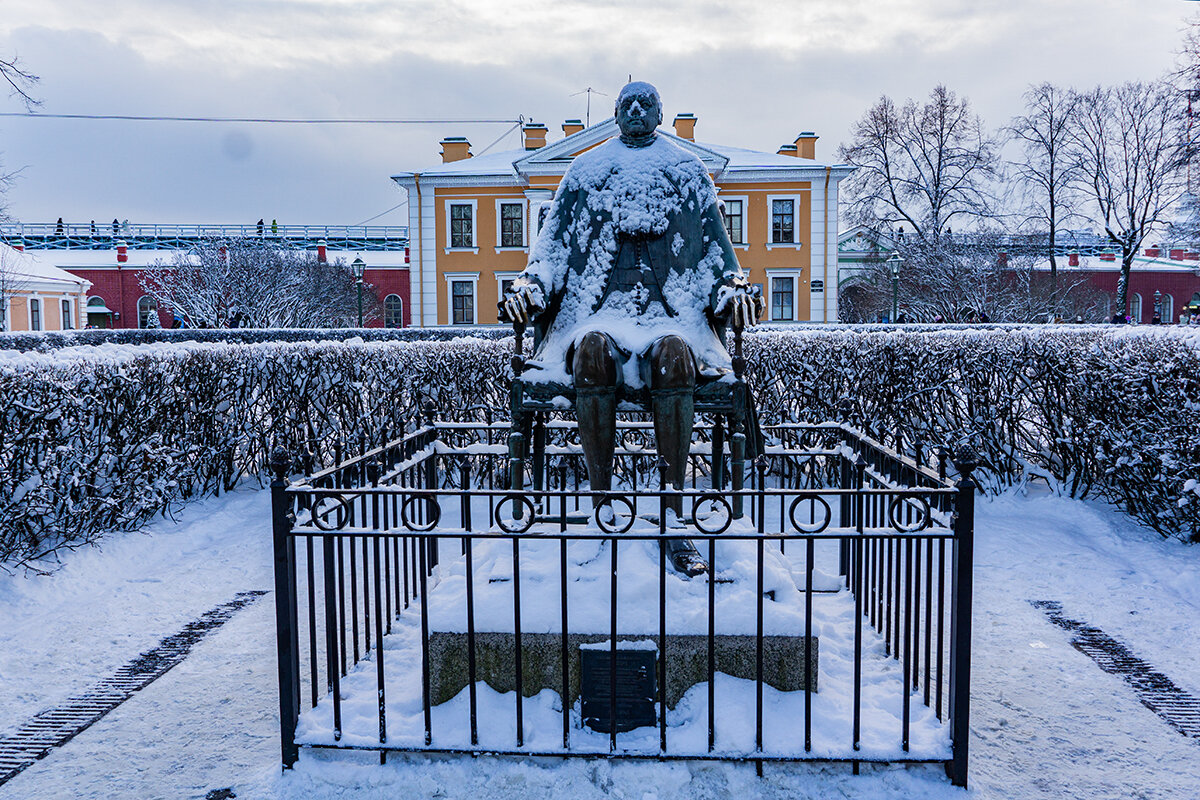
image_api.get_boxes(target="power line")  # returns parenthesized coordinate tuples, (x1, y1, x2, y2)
(355, 200, 408, 226)
(0, 112, 520, 125)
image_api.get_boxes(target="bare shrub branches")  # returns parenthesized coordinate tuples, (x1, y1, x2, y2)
(139, 238, 381, 329)
(1, 329, 1197, 571)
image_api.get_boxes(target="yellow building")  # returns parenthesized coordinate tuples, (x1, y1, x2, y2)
(1, 243, 91, 332)
(392, 115, 852, 327)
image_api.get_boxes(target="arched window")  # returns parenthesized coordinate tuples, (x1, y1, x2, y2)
(29, 298, 41, 331)
(384, 294, 404, 328)
(138, 295, 158, 328)
(1130, 293, 1142, 324)
(61, 299, 73, 330)
(1161, 293, 1174, 322)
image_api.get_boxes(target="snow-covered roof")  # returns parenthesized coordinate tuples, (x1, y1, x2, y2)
(23, 248, 410, 271)
(1030, 254, 1200, 273)
(0, 244, 91, 292)
(393, 118, 851, 185)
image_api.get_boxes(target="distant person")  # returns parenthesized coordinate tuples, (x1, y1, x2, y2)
(895, 311, 908, 324)
(90, 220, 96, 235)
(1112, 312, 1124, 324)
(112, 219, 119, 236)
(979, 310, 990, 323)
(1151, 312, 1162, 325)
(271, 218, 278, 236)
(56, 217, 64, 235)
(257, 219, 264, 236)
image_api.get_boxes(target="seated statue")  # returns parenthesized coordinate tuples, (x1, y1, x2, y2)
(499, 81, 763, 576)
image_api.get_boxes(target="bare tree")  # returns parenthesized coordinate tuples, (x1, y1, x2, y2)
(842, 231, 1105, 323)
(0, 53, 38, 223)
(140, 239, 380, 328)
(0, 246, 31, 331)
(1005, 83, 1082, 307)
(1070, 82, 1188, 316)
(838, 85, 999, 245)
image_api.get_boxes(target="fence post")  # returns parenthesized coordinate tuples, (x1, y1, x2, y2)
(270, 448, 300, 769)
(946, 448, 977, 788)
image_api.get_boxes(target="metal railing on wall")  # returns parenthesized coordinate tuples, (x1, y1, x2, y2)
(0, 222, 409, 251)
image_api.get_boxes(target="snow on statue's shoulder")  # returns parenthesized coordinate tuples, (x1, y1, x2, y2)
(563, 136, 717, 237)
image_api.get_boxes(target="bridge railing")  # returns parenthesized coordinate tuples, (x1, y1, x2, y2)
(0, 223, 408, 250)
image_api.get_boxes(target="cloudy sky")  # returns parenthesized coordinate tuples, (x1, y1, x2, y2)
(0, 0, 1191, 227)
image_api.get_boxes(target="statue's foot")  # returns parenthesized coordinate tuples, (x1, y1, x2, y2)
(669, 543, 709, 578)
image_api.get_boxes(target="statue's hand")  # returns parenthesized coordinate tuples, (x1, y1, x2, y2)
(715, 280, 764, 329)
(498, 279, 546, 325)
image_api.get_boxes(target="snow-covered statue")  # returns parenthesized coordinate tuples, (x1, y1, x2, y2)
(500, 81, 763, 575)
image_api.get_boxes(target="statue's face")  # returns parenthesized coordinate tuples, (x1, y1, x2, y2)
(615, 88, 662, 138)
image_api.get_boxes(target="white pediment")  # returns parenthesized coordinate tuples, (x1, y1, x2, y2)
(513, 118, 730, 177)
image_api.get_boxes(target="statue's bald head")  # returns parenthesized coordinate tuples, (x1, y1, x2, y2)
(615, 81, 662, 142)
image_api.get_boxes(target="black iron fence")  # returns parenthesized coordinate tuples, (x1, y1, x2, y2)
(270, 421, 977, 785)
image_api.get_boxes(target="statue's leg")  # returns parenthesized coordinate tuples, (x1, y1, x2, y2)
(649, 335, 696, 513)
(573, 331, 618, 495)
(649, 336, 706, 577)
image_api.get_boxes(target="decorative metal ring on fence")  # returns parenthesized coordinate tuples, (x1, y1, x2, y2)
(691, 493, 733, 535)
(495, 493, 537, 534)
(620, 428, 650, 451)
(888, 494, 931, 532)
(788, 494, 832, 534)
(400, 492, 442, 532)
(310, 493, 352, 531)
(594, 494, 636, 534)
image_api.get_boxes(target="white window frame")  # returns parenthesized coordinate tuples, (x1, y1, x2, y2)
(137, 294, 158, 328)
(718, 194, 749, 249)
(1162, 293, 1174, 322)
(495, 271, 522, 307)
(444, 271, 480, 325)
(494, 199, 529, 250)
(384, 293, 404, 328)
(61, 297, 73, 330)
(29, 296, 42, 331)
(1130, 292, 1142, 324)
(444, 199, 478, 253)
(766, 194, 804, 249)
(767, 268, 804, 322)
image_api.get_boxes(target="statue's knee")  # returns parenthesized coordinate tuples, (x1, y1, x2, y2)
(650, 335, 696, 389)
(573, 331, 618, 388)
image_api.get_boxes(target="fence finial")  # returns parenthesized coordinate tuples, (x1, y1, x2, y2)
(952, 445, 979, 486)
(269, 446, 291, 483)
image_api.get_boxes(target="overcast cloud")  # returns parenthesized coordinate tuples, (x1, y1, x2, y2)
(0, 0, 1189, 226)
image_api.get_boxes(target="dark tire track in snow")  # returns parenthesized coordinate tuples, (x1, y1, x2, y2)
(0, 590, 267, 787)
(1031, 600, 1200, 741)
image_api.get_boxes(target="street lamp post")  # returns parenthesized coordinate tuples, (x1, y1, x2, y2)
(351, 257, 366, 328)
(1154, 290, 1162, 323)
(887, 252, 904, 323)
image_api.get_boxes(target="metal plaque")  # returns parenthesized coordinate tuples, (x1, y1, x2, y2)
(580, 647, 657, 733)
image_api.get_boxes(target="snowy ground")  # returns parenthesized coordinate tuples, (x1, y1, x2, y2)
(1, 487, 1198, 799)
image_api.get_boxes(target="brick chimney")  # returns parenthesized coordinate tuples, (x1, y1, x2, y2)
(562, 119, 584, 137)
(116, 241, 128, 263)
(439, 137, 472, 163)
(1068, 251, 1079, 267)
(522, 122, 548, 151)
(794, 132, 818, 159)
(1170, 248, 1185, 260)
(1145, 246, 1161, 257)
(1099, 252, 1116, 262)
(777, 144, 799, 157)
(673, 113, 696, 141)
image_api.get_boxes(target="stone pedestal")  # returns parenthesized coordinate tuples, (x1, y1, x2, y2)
(426, 631, 818, 709)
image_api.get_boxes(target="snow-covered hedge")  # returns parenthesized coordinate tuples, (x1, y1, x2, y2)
(2, 326, 1198, 567)
(0, 326, 513, 351)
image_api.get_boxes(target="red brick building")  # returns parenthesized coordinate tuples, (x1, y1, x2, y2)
(1, 223, 411, 328)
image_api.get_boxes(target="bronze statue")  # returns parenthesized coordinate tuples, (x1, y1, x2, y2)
(500, 82, 763, 575)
